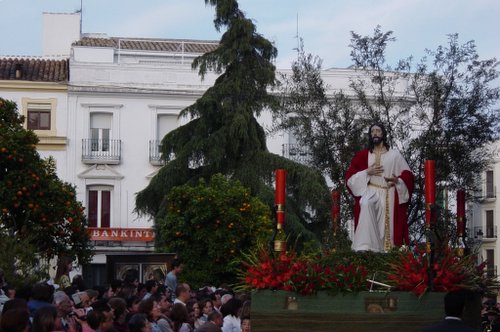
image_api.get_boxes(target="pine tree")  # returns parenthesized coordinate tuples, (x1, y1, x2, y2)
(0, 98, 92, 264)
(136, 0, 332, 248)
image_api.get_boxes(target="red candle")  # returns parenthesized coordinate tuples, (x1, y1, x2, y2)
(275, 169, 287, 225)
(457, 189, 466, 236)
(424, 160, 436, 225)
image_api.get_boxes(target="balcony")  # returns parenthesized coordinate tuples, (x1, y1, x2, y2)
(472, 226, 497, 244)
(82, 139, 121, 164)
(149, 140, 165, 166)
(486, 265, 497, 278)
(282, 143, 312, 165)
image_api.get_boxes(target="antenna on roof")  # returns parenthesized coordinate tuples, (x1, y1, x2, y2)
(79, 0, 83, 37)
(292, 13, 300, 59)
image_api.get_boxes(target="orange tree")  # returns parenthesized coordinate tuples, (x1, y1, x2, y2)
(0, 98, 92, 266)
(154, 173, 272, 287)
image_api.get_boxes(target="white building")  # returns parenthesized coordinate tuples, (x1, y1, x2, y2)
(469, 141, 500, 279)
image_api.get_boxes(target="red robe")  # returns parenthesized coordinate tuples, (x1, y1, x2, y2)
(345, 149, 414, 246)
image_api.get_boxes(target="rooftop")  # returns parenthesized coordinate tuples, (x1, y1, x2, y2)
(0, 57, 69, 82)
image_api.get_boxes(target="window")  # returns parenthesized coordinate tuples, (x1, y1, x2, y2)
(27, 110, 51, 130)
(486, 249, 496, 278)
(22, 99, 57, 135)
(486, 210, 494, 238)
(90, 113, 112, 152)
(157, 114, 177, 141)
(486, 170, 494, 198)
(87, 187, 111, 228)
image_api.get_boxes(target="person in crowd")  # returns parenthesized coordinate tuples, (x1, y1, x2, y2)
(195, 299, 213, 329)
(0, 307, 30, 332)
(137, 284, 147, 302)
(27, 282, 54, 318)
(482, 306, 500, 332)
(345, 123, 414, 252)
(126, 295, 142, 321)
(210, 293, 222, 313)
(221, 298, 242, 332)
(128, 313, 153, 332)
(53, 290, 85, 332)
(108, 297, 128, 332)
(239, 301, 250, 322)
(186, 299, 200, 329)
(0, 269, 11, 313)
(2, 299, 28, 316)
(138, 298, 163, 332)
(55, 257, 74, 290)
(219, 295, 232, 308)
(174, 284, 191, 306)
(143, 280, 160, 300)
(155, 293, 173, 332)
(165, 260, 183, 302)
(170, 303, 192, 332)
(86, 289, 100, 306)
(240, 317, 250, 332)
(87, 299, 115, 332)
(71, 275, 88, 292)
(194, 310, 223, 332)
(32, 305, 61, 332)
(421, 290, 476, 332)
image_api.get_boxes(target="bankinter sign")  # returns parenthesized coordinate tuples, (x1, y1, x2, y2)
(88, 228, 155, 242)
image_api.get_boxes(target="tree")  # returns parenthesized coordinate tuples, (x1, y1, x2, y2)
(275, 27, 499, 245)
(136, 0, 332, 249)
(273, 42, 366, 249)
(0, 98, 92, 264)
(155, 174, 272, 287)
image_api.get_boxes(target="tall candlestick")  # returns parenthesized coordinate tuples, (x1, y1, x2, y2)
(275, 169, 287, 225)
(424, 160, 436, 226)
(457, 189, 466, 236)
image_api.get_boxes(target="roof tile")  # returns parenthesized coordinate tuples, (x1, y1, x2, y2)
(0, 57, 69, 82)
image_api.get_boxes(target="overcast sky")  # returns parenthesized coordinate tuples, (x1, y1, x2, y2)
(0, 0, 498, 69)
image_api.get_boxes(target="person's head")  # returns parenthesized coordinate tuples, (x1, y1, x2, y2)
(138, 298, 161, 322)
(220, 293, 233, 306)
(86, 288, 99, 304)
(32, 305, 59, 332)
(2, 298, 28, 315)
(0, 308, 30, 332)
(156, 293, 172, 314)
(126, 295, 142, 314)
(108, 296, 128, 322)
(171, 259, 183, 275)
(210, 292, 222, 309)
(31, 282, 55, 302)
(241, 316, 251, 332)
(170, 303, 189, 327)
(175, 283, 191, 303)
(186, 298, 200, 320)
(444, 290, 467, 318)
(145, 279, 159, 294)
(207, 310, 223, 328)
(88, 299, 114, 331)
(367, 123, 389, 152)
(221, 298, 242, 318)
(71, 274, 87, 291)
(199, 298, 213, 316)
(55, 256, 73, 279)
(53, 290, 73, 317)
(128, 313, 152, 332)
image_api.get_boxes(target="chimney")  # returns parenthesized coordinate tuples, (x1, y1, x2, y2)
(15, 63, 23, 79)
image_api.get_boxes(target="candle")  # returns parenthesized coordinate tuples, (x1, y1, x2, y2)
(275, 169, 287, 225)
(424, 160, 436, 225)
(457, 189, 466, 236)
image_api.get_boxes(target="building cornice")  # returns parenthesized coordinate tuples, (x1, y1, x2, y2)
(0, 80, 67, 91)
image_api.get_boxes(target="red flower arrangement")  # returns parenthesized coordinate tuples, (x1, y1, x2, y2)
(242, 248, 368, 295)
(387, 245, 487, 296)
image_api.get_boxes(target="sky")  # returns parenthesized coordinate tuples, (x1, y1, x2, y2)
(0, 0, 499, 69)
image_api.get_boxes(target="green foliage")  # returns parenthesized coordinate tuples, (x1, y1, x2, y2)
(155, 174, 272, 287)
(136, 0, 332, 253)
(0, 98, 93, 264)
(0, 233, 50, 288)
(275, 27, 499, 245)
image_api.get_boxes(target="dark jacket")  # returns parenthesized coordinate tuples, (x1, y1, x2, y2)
(421, 318, 477, 332)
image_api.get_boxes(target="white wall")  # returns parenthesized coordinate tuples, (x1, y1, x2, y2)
(43, 12, 81, 57)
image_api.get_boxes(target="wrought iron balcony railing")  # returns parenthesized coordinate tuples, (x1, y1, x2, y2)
(149, 140, 165, 166)
(82, 139, 121, 164)
(282, 143, 312, 164)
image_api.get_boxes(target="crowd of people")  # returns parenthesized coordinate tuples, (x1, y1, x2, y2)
(0, 259, 251, 332)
